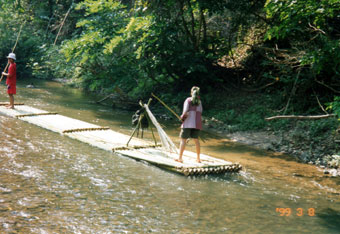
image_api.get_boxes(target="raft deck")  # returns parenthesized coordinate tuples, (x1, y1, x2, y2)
(0, 103, 242, 176)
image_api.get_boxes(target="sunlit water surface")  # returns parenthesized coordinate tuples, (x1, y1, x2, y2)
(0, 80, 339, 233)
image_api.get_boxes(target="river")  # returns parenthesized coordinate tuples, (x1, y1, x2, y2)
(0, 79, 339, 233)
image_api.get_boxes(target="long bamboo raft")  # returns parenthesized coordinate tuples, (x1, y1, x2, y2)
(0, 103, 242, 176)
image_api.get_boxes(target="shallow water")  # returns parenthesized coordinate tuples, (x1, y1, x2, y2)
(0, 79, 339, 233)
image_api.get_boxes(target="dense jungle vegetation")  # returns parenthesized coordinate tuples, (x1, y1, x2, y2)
(1, 0, 340, 164)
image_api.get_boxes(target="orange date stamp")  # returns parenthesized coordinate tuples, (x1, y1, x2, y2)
(276, 208, 315, 216)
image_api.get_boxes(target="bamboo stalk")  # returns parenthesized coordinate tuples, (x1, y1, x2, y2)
(152, 93, 206, 143)
(54, 2, 73, 45)
(144, 112, 157, 145)
(127, 117, 141, 146)
(62, 127, 110, 133)
(16, 112, 58, 118)
(0, 22, 25, 82)
(151, 93, 182, 121)
(0, 102, 24, 106)
(112, 144, 162, 152)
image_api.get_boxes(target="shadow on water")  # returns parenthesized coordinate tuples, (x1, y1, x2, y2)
(317, 208, 340, 232)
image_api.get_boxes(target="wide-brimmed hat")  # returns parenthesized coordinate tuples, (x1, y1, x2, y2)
(7, 53, 16, 60)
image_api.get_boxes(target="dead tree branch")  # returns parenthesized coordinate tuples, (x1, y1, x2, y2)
(265, 114, 336, 121)
(315, 79, 340, 94)
(283, 70, 300, 115)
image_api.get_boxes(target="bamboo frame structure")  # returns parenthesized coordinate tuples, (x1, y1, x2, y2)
(127, 98, 158, 146)
(0, 104, 242, 176)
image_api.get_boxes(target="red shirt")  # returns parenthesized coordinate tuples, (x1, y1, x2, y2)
(6, 63, 16, 85)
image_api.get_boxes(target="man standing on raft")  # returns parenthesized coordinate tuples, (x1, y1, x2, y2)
(176, 86, 203, 163)
(2, 53, 17, 109)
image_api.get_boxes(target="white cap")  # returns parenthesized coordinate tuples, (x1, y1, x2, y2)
(7, 53, 16, 60)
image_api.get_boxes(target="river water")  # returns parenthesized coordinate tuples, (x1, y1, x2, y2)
(0, 80, 339, 234)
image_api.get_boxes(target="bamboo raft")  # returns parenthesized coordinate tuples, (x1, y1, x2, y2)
(0, 103, 242, 176)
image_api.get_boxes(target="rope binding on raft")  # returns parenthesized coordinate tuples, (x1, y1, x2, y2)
(178, 164, 242, 176)
(112, 144, 162, 152)
(62, 127, 110, 133)
(16, 112, 58, 118)
(0, 102, 24, 106)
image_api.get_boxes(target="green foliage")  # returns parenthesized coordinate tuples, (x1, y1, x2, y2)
(236, 105, 268, 130)
(27, 45, 71, 80)
(57, 0, 257, 94)
(265, 0, 339, 40)
(1, 0, 268, 98)
(0, 0, 81, 79)
(259, 0, 340, 117)
(327, 96, 340, 120)
(0, 0, 339, 145)
(264, 0, 340, 76)
(308, 118, 338, 138)
(60, 0, 139, 92)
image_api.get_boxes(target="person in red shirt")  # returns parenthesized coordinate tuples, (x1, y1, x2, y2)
(2, 53, 17, 109)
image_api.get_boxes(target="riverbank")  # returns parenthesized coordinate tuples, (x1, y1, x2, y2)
(203, 117, 340, 177)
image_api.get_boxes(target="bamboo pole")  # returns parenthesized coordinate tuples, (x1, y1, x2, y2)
(151, 93, 206, 143)
(126, 117, 141, 146)
(0, 22, 25, 82)
(151, 93, 182, 121)
(54, 2, 73, 45)
(144, 111, 158, 145)
(141, 98, 157, 144)
(127, 99, 151, 146)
